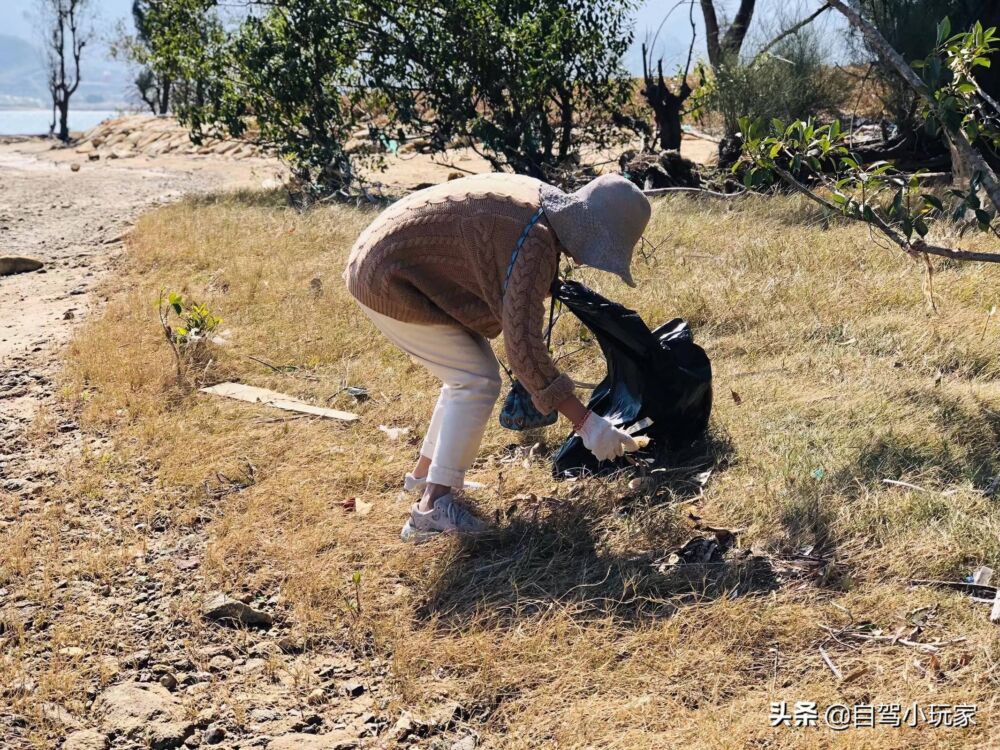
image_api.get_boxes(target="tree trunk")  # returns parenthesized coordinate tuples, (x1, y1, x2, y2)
(700, 0, 757, 67)
(699, 0, 722, 67)
(159, 77, 171, 114)
(641, 46, 691, 153)
(721, 0, 757, 57)
(660, 109, 682, 151)
(58, 98, 70, 142)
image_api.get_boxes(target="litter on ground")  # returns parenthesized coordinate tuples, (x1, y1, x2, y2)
(201, 382, 359, 422)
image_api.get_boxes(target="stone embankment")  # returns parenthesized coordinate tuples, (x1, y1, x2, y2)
(73, 115, 263, 161)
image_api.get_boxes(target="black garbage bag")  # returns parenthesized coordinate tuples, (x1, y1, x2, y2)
(551, 279, 712, 478)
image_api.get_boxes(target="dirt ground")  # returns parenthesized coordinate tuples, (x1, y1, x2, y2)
(0, 138, 307, 750)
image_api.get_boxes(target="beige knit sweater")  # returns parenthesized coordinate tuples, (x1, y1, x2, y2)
(344, 173, 575, 414)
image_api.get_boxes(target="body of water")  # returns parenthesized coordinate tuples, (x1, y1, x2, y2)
(0, 109, 120, 136)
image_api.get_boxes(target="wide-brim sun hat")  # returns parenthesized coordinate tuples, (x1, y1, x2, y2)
(538, 174, 651, 287)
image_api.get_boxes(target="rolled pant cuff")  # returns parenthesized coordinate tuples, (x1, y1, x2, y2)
(427, 465, 465, 488)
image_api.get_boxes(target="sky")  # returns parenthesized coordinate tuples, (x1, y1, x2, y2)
(3, 0, 133, 48)
(0, 0, 850, 98)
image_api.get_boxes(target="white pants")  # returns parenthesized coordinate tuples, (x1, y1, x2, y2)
(357, 302, 502, 488)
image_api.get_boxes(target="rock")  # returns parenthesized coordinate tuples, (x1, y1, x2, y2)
(342, 680, 365, 698)
(250, 640, 281, 658)
(266, 733, 358, 750)
(291, 714, 323, 732)
(383, 703, 461, 744)
(203, 724, 226, 744)
(62, 730, 109, 750)
(181, 671, 212, 687)
(386, 711, 417, 743)
(207, 654, 233, 672)
(98, 656, 121, 680)
(451, 736, 477, 750)
(306, 687, 326, 706)
(277, 635, 304, 654)
(40, 702, 81, 729)
(122, 649, 151, 669)
(0, 257, 43, 277)
(149, 721, 196, 750)
(249, 708, 279, 723)
(7, 675, 36, 696)
(92, 682, 192, 748)
(202, 592, 273, 629)
(239, 657, 267, 673)
(428, 701, 463, 729)
(621, 149, 701, 190)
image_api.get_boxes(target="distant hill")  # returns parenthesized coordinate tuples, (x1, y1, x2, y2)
(0, 33, 132, 110)
(0, 34, 47, 107)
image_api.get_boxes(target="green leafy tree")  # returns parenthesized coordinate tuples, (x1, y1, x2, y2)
(738, 18, 1000, 270)
(110, 1, 175, 115)
(140, 0, 636, 191)
(134, 0, 230, 136)
(221, 0, 365, 193)
(140, 0, 371, 193)
(359, 0, 637, 178)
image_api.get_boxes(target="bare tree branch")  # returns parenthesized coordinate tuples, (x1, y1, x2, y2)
(773, 165, 1000, 264)
(42, 0, 91, 142)
(752, 5, 830, 65)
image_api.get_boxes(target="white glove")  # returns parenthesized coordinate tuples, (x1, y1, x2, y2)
(578, 412, 639, 462)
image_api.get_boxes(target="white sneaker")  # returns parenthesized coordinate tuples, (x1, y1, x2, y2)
(400, 493, 490, 543)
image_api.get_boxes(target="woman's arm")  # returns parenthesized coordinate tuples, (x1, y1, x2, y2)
(557, 394, 590, 431)
(501, 232, 575, 415)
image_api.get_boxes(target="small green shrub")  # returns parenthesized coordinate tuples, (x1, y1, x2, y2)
(157, 290, 222, 385)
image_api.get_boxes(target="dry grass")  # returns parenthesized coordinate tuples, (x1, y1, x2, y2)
(23, 189, 1000, 747)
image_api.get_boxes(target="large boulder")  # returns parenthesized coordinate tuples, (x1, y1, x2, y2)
(91, 682, 193, 749)
(0, 257, 43, 277)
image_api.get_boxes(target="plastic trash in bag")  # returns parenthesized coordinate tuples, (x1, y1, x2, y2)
(551, 279, 712, 478)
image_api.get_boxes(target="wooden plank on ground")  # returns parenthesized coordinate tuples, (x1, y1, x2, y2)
(201, 382, 359, 422)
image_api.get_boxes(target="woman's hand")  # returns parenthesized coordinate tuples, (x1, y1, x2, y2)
(577, 412, 639, 462)
(557, 395, 638, 462)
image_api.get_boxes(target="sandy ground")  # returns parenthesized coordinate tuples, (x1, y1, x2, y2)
(0, 138, 282, 431)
